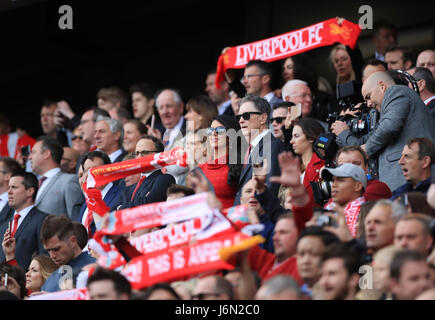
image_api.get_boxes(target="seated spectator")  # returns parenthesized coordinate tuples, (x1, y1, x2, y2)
(71, 127, 90, 158)
(77, 107, 110, 150)
(416, 49, 435, 77)
(122, 119, 147, 154)
(191, 275, 233, 300)
(389, 250, 433, 300)
(205, 70, 233, 116)
(184, 95, 217, 133)
(335, 146, 392, 201)
(408, 67, 435, 117)
(255, 275, 301, 300)
(0, 262, 27, 299)
(395, 192, 435, 217)
(143, 282, 181, 300)
(356, 201, 376, 240)
(322, 163, 367, 237)
(270, 102, 295, 142)
(199, 115, 242, 209)
(122, 152, 141, 188)
(394, 214, 433, 256)
(87, 267, 131, 300)
(391, 138, 435, 200)
(296, 226, 340, 298)
(171, 280, 197, 300)
(25, 254, 58, 294)
(60, 147, 79, 174)
(371, 245, 402, 300)
(40, 215, 96, 292)
(317, 242, 361, 300)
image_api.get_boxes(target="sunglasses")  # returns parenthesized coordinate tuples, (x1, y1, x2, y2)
(235, 111, 263, 121)
(72, 135, 83, 141)
(207, 126, 226, 135)
(269, 116, 286, 124)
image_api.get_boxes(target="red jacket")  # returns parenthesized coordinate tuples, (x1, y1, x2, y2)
(302, 153, 325, 204)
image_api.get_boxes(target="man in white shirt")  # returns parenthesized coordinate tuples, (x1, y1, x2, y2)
(94, 116, 127, 163)
(28, 136, 84, 220)
(0, 172, 48, 270)
(234, 95, 290, 204)
(0, 157, 21, 225)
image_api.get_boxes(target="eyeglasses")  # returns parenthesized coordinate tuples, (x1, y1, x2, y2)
(206, 126, 226, 135)
(291, 93, 313, 100)
(269, 117, 286, 124)
(133, 150, 157, 158)
(191, 292, 221, 300)
(241, 74, 265, 81)
(235, 112, 263, 121)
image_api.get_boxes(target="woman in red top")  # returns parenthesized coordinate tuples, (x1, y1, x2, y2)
(290, 118, 325, 203)
(199, 115, 242, 209)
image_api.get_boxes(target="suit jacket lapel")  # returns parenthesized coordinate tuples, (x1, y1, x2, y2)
(239, 134, 267, 185)
(35, 171, 62, 206)
(14, 207, 36, 239)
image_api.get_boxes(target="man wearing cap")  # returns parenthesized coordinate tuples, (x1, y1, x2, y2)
(322, 163, 367, 238)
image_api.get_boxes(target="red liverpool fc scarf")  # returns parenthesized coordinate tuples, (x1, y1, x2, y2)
(215, 18, 361, 87)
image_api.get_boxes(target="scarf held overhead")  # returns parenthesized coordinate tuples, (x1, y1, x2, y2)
(86, 146, 187, 188)
(215, 18, 361, 87)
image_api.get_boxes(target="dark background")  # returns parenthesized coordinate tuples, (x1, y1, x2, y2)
(0, 0, 434, 138)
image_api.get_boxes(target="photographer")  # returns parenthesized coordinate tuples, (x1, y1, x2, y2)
(337, 72, 435, 191)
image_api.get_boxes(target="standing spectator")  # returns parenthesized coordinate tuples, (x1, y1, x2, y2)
(96, 87, 128, 120)
(94, 117, 127, 164)
(384, 45, 413, 71)
(389, 250, 433, 300)
(199, 115, 241, 209)
(416, 49, 435, 77)
(282, 80, 317, 122)
(122, 119, 147, 154)
(205, 70, 233, 116)
(408, 67, 435, 117)
(370, 20, 398, 62)
(362, 59, 387, 83)
(40, 215, 96, 292)
(234, 95, 289, 204)
(329, 44, 363, 85)
(0, 172, 48, 270)
(60, 147, 79, 174)
(87, 267, 131, 300)
(29, 136, 84, 220)
(242, 60, 282, 110)
(130, 83, 165, 135)
(290, 118, 325, 203)
(0, 157, 22, 226)
(360, 71, 435, 191)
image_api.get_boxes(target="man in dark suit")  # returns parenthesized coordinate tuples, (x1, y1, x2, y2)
(408, 67, 435, 117)
(234, 95, 290, 205)
(29, 136, 84, 220)
(0, 172, 48, 271)
(242, 60, 283, 112)
(0, 157, 22, 226)
(77, 151, 122, 237)
(94, 116, 128, 164)
(120, 135, 175, 209)
(205, 70, 234, 116)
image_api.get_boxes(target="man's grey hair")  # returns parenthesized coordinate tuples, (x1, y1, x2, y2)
(413, 67, 435, 94)
(96, 116, 124, 148)
(282, 79, 309, 100)
(373, 199, 407, 224)
(238, 95, 271, 120)
(155, 88, 182, 107)
(257, 275, 301, 299)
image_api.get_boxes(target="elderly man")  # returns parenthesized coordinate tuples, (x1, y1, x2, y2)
(359, 71, 435, 191)
(416, 49, 435, 77)
(94, 116, 127, 164)
(147, 88, 188, 185)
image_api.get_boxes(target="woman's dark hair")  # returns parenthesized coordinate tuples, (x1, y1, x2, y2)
(0, 262, 27, 299)
(281, 55, 319, 93)
(213, 115, 243, 186)
(142, 282, 181, 300)
(293, 118, 325, 144)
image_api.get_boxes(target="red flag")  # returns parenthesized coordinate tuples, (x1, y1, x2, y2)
(216, 18, 361, 88)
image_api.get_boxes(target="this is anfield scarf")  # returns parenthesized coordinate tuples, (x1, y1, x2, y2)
(86, 146, 186, 188)
(215, 18, 361, 87)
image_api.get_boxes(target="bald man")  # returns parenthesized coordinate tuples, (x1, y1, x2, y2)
(416, 50, 435, 78)
(358, 71, 435, 190)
